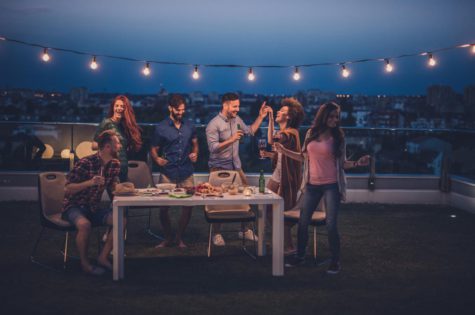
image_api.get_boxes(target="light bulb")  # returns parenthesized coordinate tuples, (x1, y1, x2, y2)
(471, 45, 475, 54)
(293, 67, 301, 81)
(385, 59, 393, 73)
(192, 66, 200, 80)
(90, 56, 98, 70)
(341, 65, 350, 78)
(42, 48, 51, 62)
(248, 68, 255, 81)
(142, 62, 151, 76)
(428, 54, 437, 67)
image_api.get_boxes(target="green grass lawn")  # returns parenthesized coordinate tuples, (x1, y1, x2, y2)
(1, 202, 475, 315)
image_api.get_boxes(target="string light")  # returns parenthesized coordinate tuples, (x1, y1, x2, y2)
(41, 48, 50, 62)
(384, 59, 394, 73)
(89, 56, 98, 70)
(292, 67, 301, 81)
(341, 64, 350, 78)
(142, 62, 151, 76)
(247, 67, 255, 81)
(192, 65, 200, 80)
(2, 36, 474, 79)
(427, 53, 437, 67)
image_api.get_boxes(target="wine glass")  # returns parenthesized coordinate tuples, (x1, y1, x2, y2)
(258, 138, 267, 159)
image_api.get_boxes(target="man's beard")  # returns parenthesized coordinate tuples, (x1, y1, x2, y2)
(111, 149, 119, 159)
(172, 111, 183, 122)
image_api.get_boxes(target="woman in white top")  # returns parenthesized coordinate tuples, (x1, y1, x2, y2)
(260, 98, 304, 254)
(276, 102, 369, 274)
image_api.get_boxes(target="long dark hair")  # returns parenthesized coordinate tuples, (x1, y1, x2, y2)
(304, 102, 344, 157)
(107, 95, 142, 151)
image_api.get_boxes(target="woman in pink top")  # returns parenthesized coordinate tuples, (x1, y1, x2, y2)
(276, 102, 369, 274)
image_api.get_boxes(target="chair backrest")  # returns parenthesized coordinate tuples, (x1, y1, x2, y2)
(127, 160, 154, 188)
(38, 172, 66, 217)
(206, 170, 250, 212)
(208, 170, 243, 187)
(75, 141, 96, 159)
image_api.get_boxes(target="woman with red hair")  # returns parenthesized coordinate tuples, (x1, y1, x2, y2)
(93, 95, 142, 182)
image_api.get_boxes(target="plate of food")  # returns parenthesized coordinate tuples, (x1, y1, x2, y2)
(136, 188, 159, 194)
(168, 189, 193, 198)
(113, 182, 137, 196)
(195, 182, 223, 197)
(155, 183, 177, 191)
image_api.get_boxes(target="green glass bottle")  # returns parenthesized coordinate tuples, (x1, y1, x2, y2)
(237, 123, 244, 144)
(259, 170, 265, 193)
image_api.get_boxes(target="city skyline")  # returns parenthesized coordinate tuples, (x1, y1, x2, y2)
(1, 0, 474, 95)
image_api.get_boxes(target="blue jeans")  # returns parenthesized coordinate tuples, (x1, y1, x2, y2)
(297, 183, 340, 263)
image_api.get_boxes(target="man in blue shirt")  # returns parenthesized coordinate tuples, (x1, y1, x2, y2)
(206, 92, 271, 246)
(151, 94, 198, 248)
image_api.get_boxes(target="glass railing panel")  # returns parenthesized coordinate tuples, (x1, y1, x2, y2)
(0, 122, 474, 181)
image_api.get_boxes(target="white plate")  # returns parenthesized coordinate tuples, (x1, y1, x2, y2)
(155, 183, 177, 190)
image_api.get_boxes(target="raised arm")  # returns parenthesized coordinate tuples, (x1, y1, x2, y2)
(274, 142, 304, 162)
(267, 109, 275, 144)
(343, 154, 371, 170)
(250, 102, 271, 135)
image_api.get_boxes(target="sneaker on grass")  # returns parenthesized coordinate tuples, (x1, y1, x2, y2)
(285, 255, 305, 268)
(326, 261, 341, 274)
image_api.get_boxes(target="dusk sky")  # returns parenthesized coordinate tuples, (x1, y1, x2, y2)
(1, 0, 474, 95)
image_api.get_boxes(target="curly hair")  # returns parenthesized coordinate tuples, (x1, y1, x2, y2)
(280, 98, 304, 129)
(107, 95, 142, 151)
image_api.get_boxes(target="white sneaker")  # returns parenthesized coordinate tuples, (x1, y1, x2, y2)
(212, 234, 226, 246)
(238, 229, 258, 242)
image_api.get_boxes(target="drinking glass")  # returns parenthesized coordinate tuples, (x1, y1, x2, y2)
(258, 138, 267, 159)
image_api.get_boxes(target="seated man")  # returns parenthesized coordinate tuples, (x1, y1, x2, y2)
(61, 130, 125, 276)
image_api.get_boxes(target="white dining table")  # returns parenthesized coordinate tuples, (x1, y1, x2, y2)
(112, 191, 285, 281)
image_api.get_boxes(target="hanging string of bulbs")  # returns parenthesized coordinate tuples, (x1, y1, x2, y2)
(1, 35, 474, 81)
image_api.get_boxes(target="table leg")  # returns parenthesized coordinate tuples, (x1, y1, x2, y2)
(272, 200, 284, 276)
(112, 203, 125, 281)
(257, 204, 266, 256)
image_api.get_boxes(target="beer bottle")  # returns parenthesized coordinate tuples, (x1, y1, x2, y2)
(259, 170, 265, 193)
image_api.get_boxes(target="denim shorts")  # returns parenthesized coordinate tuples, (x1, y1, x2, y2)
(61, 205, 112, 227)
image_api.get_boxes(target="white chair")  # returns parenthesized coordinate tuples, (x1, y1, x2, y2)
(127, 160, 162, 239)
(284, 197, 327, 263)
(31, 172, 73, 270)
(204, 170, 256, 259)
(32, 172, 104, 271)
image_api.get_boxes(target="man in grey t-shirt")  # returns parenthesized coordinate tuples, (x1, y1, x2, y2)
(205, 92, 271, 246)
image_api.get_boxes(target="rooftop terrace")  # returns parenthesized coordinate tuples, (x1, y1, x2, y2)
(1, 202, 475, 314)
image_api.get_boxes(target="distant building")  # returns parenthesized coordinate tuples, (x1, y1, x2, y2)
(367, 110, 404, 128)
(426, 85, 464, 114)
(70, 87, 88, 107)
(464, 85, 475, 119)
